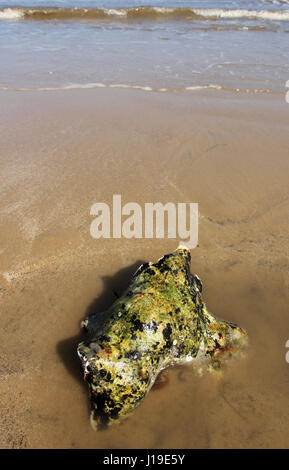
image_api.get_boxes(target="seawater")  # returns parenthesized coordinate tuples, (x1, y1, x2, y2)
(0, 0, 289, 92)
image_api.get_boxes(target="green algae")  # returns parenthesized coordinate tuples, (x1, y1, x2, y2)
(77, 246, 247, 429)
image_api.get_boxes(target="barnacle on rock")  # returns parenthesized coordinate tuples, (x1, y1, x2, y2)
(77, 246, 247, 429)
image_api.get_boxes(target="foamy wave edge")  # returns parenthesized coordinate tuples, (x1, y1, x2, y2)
(194, 8, 289, 21)
(0, 83, 279, 95)
(0, 7, 289, 21)
(0, 8, 24, 19)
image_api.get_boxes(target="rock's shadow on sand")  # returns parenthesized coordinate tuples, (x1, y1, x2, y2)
(56, 260, 145, 386)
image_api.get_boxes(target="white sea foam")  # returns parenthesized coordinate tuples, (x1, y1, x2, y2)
(185, 84, 222, 91)
(110, 84, 131, 89)
(0, 83, 279, 95)
(194, 8, 289, 21)
(152, 7, 174, 14)
(55, 82, 107, 90)
(262, 0, 289, 4)
(131, 85, 153, 91)
(105, 9, 127, 17)
(0, 8, 24, 19)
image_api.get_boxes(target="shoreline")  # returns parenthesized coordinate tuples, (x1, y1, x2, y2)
(1, 85, 284, 95)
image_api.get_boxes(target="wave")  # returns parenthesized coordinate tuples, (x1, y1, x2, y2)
(0, 82, 280, 95)
(1, 7, 289, 22)
(262, 0, 289, 4)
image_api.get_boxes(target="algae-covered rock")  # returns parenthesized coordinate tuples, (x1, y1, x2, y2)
(77, 246, 247, 429)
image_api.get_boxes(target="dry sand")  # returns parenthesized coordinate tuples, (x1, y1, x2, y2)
(0, 89, 289, 448)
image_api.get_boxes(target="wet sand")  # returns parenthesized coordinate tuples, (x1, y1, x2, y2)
(0, 89, 289, 448)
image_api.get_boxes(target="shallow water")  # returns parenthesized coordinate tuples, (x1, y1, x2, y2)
(0, 0, 289, 93)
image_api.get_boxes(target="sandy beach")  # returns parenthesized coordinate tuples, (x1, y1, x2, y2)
(0, 88, 289, 448)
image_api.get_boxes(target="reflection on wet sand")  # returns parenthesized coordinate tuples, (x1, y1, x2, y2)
(0, 89, 289, 448)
